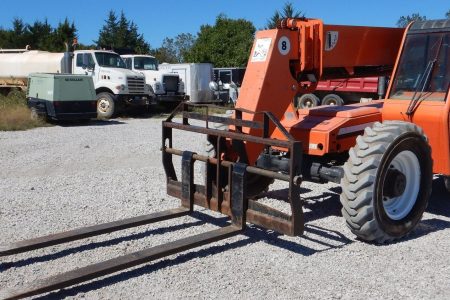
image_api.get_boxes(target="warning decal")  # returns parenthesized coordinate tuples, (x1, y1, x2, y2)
(251, 38, 272, 62)
(325, 31, 339, 51)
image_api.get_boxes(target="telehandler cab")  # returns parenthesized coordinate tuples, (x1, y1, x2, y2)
(1, 18, 449, 299)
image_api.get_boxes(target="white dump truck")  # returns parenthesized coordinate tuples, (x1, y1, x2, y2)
(0, 48, 154, 118)
(121, 54, 185, 103)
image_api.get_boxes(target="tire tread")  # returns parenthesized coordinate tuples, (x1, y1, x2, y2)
(340, 121, 431, 243)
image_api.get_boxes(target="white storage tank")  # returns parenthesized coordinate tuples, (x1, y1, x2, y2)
(0, 51, 64, 87)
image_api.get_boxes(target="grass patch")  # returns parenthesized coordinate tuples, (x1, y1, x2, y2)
(0, 89, 48, 131)
(121, 103, 233, 120)
(190, 105, 232, 115)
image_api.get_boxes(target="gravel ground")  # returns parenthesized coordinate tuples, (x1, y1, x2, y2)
(0, 117, 449, 300)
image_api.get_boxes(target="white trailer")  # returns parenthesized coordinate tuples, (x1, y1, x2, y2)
(158, 63, 214, 103)
(0, 49, 154, 118)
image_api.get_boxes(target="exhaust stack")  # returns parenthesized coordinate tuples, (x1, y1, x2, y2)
(62, 40, 76, 74)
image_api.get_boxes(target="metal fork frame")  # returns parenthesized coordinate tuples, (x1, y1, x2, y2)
(162, 102, 304, 236)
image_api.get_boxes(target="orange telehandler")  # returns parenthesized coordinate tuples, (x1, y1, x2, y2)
(1, 18, 449, 299)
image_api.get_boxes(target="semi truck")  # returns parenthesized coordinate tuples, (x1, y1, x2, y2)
(0, 48, 153, 118)
(121, 54, 186, 103)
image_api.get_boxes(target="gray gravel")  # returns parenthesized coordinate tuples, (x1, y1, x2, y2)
(1, 117, 449, 300)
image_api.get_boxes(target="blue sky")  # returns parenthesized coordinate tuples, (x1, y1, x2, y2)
(0, 0, 449, 47)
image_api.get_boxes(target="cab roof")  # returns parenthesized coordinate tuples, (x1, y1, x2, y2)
(409, 19, 450, 34)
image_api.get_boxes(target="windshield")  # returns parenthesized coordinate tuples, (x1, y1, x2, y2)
(94, 52, 127, 69)
(133, 56, 158, 70)
(389, 32, 450, 102)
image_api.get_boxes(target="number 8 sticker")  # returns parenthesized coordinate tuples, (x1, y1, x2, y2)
(278, 36, 290, 55)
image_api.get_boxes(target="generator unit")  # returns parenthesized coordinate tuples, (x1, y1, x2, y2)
(27, 73, 97, 120)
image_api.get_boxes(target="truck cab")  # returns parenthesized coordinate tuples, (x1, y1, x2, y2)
(73, 50, 153, 118)
(121, 54, 185, 103)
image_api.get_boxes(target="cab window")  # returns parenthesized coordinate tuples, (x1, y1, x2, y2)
(390, 32, 450, 102)
(76, 53, 95, 68)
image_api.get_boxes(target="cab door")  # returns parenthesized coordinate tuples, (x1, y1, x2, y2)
(73, 53, 95, 74)
(73, 53, 98, 85)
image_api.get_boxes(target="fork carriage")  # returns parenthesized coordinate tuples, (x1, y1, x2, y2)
(163, 103, 305, 236)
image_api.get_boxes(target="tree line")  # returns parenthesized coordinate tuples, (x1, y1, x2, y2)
(1, 5, 449, 67)
(397, 10, 450, 27)
(0, 18, 77, 52)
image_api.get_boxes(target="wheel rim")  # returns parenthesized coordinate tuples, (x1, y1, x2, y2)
(98, 98, 110, 113)
(305, 101, 313, 107)
(327, 99, 337, 105)
(382, 150, 421, 220)
(302, 99, 313, 108)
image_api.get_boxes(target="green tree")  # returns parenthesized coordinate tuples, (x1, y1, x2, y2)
(96, 10, 150, 54)
(397, 13, 427, 28)
(7, 18, 30, 48)
(266, 2, 304, 29)
(152, 33, 196, 63)
(51, 18, 77, 51)
(0, 28, 8, 48)
(446, 9, 450, 19)
(27, 19, 53, 50)
(152, 38, 177, 63)
(185, 14, 255, 67)
(174, 33, 196, 63)
(0, 17, 79, 51)
(96, 11, 118, 49)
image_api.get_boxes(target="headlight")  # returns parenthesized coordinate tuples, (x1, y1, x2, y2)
(115, 84, 127, 91)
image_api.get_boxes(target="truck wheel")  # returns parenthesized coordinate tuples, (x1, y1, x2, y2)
(96, 92, 115, 119)
(30, 106, 48, 122)
(322, 94, 344, 106)
(30, 107, 40, 121)
(296, 94, 320, 109)
(340, 121, 432, 243)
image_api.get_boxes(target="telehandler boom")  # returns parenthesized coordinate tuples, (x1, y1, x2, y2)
(1, 18, 449, 299)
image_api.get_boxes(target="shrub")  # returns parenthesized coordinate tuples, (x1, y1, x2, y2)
(0, 89, 47, 131)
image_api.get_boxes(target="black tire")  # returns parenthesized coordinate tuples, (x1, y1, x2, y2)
(30, 106, 48, 122)
(203, 123, 273, 199)
(96, 92, 115, 119)
(296, 93, 320, 109)
(322, 94, 344, 106)
(30, 107, 40, 121)
(340, 121, 432, 243)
